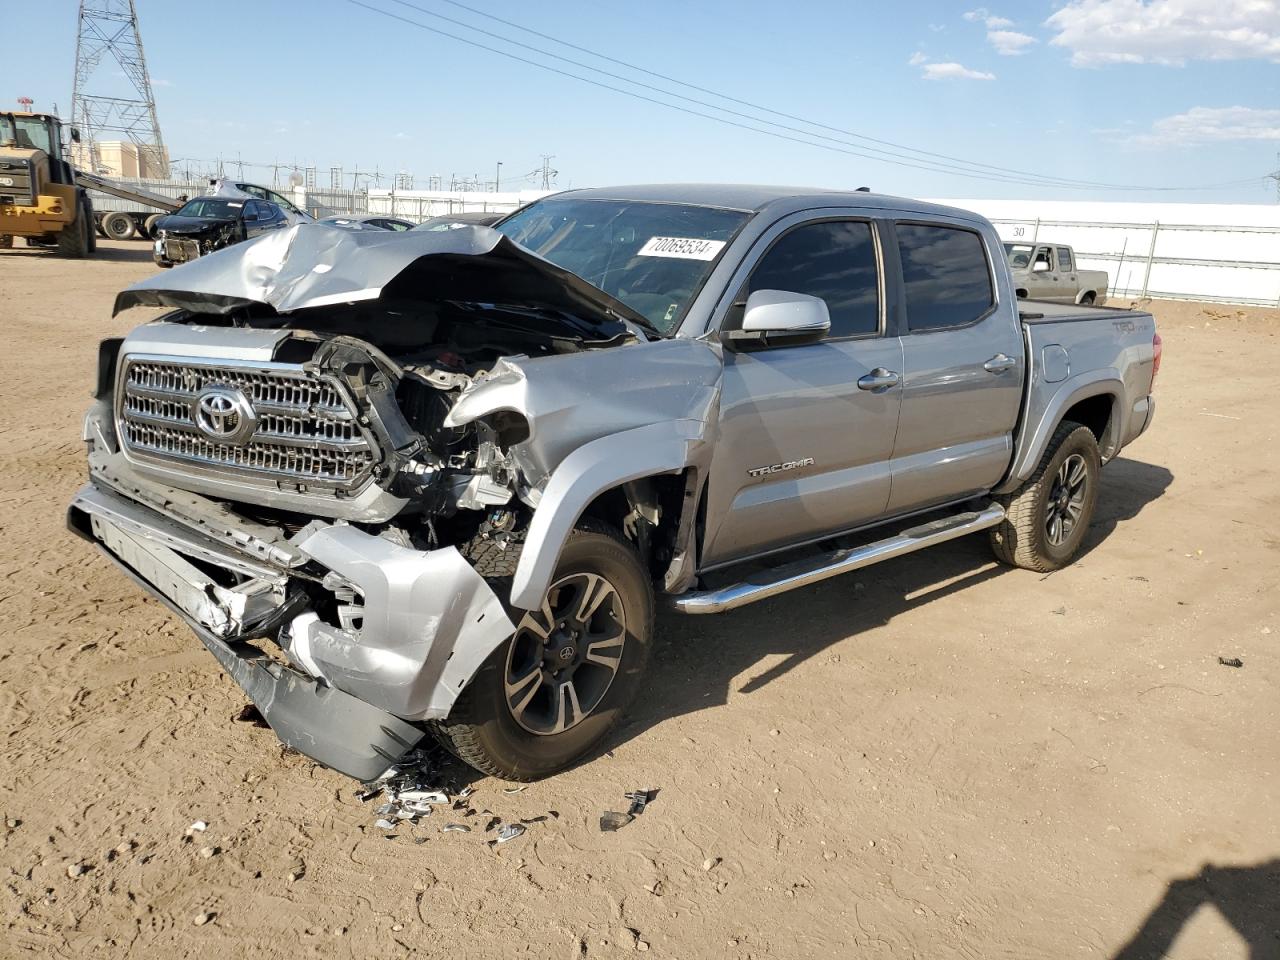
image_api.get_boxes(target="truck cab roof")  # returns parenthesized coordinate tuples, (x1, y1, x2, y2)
(553, 183, 985, 223)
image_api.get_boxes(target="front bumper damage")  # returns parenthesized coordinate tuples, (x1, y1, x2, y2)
(67, 445, 516, 782)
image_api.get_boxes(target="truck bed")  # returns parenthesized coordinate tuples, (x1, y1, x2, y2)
(1018, 299, 1136, 324)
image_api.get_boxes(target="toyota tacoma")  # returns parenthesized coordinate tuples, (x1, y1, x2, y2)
(68, 185, 1160, 782)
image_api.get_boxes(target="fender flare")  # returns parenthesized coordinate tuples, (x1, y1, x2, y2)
(510, 419, 708, 609)
(996, 371, 1122, 493)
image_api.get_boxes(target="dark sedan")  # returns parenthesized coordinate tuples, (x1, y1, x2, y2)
(152, 197, 288, 268)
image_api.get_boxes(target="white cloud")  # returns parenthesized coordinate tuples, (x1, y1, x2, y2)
(988, 29, 1037, 54)
(922, 61, 997, 80)
(394, 131, 411, 140)
(1046, 0, 1280, 66)
(964, 8, 1013, 28)
(908, 51, 929, 65)
(1136, 105, 1280, 144)
(964, 8, 1037, 54)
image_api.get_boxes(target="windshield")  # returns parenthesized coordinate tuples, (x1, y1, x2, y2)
(1004, 242, 1035, 269)
(175, 197, 245, 219)
(496, 198, 749, 334)
(1, 115, 55, 155)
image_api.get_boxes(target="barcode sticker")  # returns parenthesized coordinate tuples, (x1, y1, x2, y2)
(636, 236, 726, 261)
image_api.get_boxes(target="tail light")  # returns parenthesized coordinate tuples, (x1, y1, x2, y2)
(1150, 332, 1163, 389)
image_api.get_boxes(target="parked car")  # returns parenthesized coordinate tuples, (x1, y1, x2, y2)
(207, 179, 311, 225)
(412, 210, 506, 231)
(320, 214, 415, 231)
(1004, 242, 1108, 304)
(150, 196, 288, 267)
(70, 185, 1159, 783)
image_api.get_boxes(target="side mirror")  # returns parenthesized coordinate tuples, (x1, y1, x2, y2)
(728, 289, 831, 349)
(1032, 260, 1051, 273)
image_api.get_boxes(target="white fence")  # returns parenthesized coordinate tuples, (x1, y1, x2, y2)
(937, 199, 1280, 308)
(364, 188, 548, 221)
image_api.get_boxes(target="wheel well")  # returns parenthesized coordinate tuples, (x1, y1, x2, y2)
(1015, 288, 1028, 299)
(1061, 394, 1114, 450)
(580, 472, 691, 579)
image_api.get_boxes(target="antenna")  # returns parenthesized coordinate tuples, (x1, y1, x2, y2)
(71, 0, 167, 177)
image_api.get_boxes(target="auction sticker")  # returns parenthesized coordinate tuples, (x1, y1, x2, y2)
(637, 236, 726, 260)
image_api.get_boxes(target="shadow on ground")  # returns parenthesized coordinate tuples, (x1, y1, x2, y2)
(598, 456, 1173, 759)
(1111, 858, 1280, 959)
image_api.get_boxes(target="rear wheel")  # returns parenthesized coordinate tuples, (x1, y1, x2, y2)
(101, 211, 136, 241)
(989, 420, 1100, 572)
(1080, 292, 1097, 306)
(0, 235, 12, 249)
(143, 214, 163, 238)
(436, 525, 654, 780)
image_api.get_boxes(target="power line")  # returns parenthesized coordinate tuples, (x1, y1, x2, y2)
(366, 0, 1263, 193)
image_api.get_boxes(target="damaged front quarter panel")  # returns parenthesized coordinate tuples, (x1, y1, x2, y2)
(445, 338, 724, 608)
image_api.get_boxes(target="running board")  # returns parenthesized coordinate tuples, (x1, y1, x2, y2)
(672, 503, 1006, 615)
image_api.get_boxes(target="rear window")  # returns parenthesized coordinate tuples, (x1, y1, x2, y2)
(897, 224, 994, 331)
(1057, 246, 1074, 272)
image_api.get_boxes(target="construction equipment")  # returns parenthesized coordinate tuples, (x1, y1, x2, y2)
(0, 111, 180, 256)
(0, 111, 95, 256)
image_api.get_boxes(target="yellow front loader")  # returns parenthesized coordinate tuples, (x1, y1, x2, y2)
(0, 111, 95, 257)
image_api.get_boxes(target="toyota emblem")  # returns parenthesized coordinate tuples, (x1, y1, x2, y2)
(193, 385, 257, 444)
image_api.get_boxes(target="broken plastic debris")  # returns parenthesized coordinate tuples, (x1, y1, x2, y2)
(599, 811, 634, 832)
(1217, 656, 1244, 668)
(398, 789, 448, 805)
(374, 818, 397, 830)
(442, 823, 472, 833)
(625, 789, 654, 816)
(501, 786, 527, 795)
(185, 820, 208, 836)
(495, 823, 526, 844)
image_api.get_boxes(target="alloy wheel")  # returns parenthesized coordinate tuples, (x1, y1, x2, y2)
(503, 572, 627, 735)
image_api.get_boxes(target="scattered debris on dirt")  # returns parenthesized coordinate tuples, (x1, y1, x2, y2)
(1217, 656, 1244, 668)
(493, 823, 526, 845)
(600, 787, 657, 832)
(233, 703, 270, 727)
(442, 823, 471, 833)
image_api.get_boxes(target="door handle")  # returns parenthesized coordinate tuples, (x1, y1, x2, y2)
(983, 354, 1018, 373)
(857, 368, 901, 391)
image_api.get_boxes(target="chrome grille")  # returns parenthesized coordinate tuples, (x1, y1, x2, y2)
(118, 357, 376, 489)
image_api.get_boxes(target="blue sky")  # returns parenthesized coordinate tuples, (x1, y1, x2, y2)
(6, 0, 1279, 201)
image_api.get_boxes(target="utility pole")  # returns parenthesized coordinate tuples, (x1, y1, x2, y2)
(71, 0, 168, 176)
(495, 161, 502, 192)
(1269, 152, 1280, 203)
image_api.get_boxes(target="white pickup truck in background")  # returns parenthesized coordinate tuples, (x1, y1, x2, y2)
(1005, 242, 1108, 305)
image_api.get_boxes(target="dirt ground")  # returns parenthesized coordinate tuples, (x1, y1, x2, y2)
(0, 239, 1276, 960)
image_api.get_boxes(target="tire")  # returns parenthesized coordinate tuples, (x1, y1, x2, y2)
(56, 208, 91, 258)
(1080, 292, 1096, 306)
(436, 525, 655, 780)
(989, 420, 1100, 572)
(0, 235, 12, 249)
(101, 211, 136, 241)
(144, 214, 163, 238)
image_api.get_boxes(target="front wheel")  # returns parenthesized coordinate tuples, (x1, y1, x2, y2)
(436, 526, 654, 780)
(989, 420, 1100, 572)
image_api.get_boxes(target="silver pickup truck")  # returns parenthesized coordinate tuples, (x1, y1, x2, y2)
(1005, 241, 1109, 304)
(68, 185, 1160, 782)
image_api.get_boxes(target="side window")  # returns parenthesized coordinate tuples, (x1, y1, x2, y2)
(1056, 247, 1073, 272)
(239, 184, 267, 201)
(1033, 246, 1052, 270)
(896, 223, 995, 331)
(745, 220, 880, 339)
(242, 201, 261, 220)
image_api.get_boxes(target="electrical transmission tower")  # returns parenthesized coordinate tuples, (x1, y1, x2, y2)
(539, 155, 558, 190)
(1269, 153, 1280, 203)
(71, 1, 168, 177)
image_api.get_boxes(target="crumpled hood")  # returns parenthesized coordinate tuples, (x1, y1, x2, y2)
(114, 224, 653, 336)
